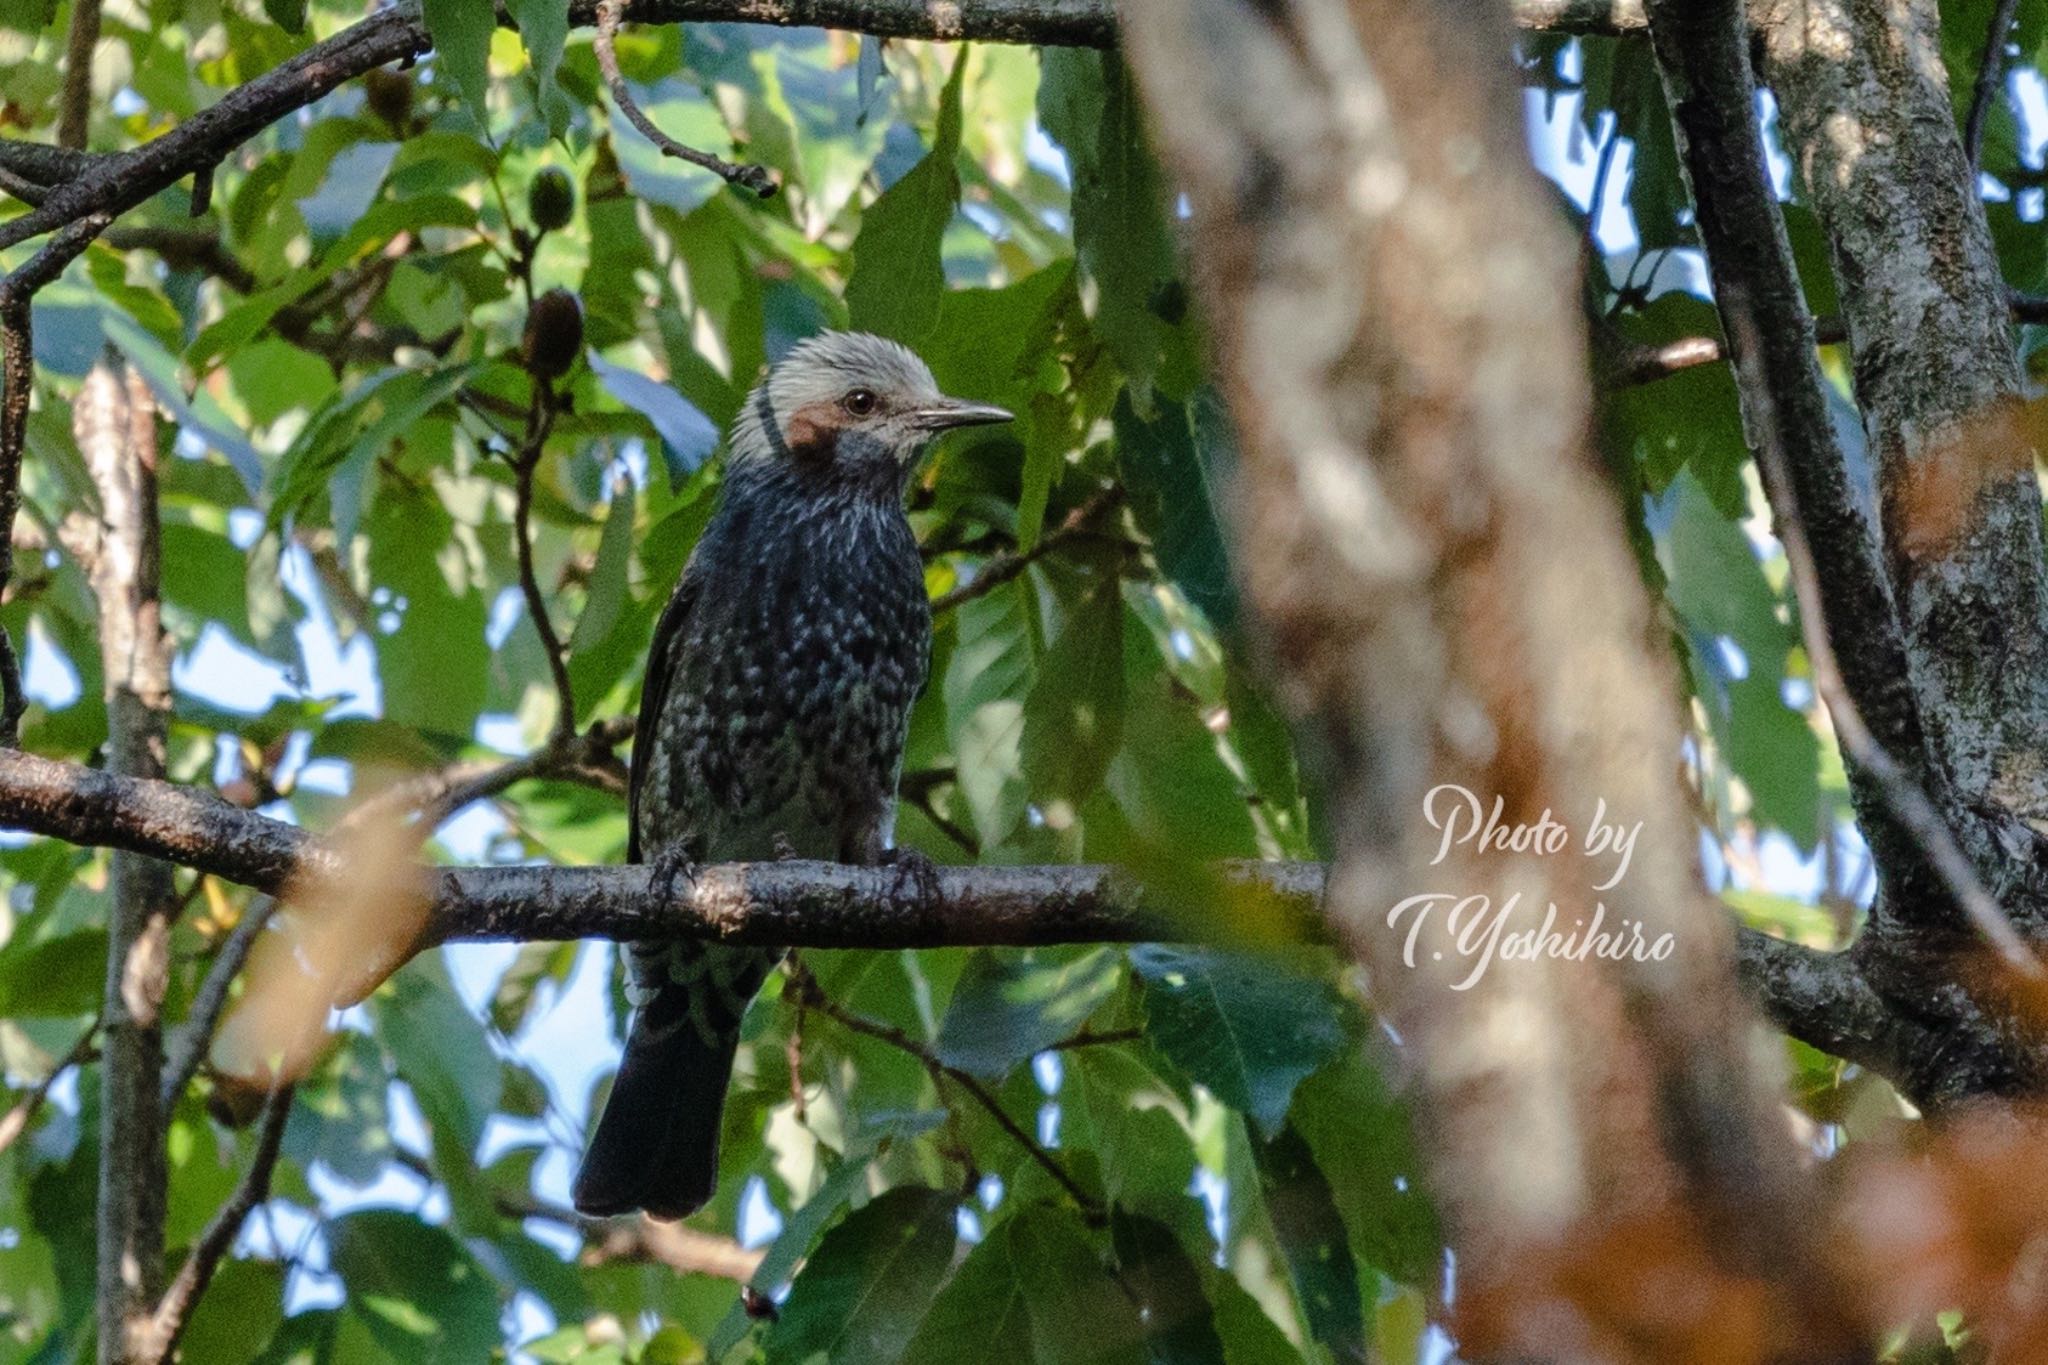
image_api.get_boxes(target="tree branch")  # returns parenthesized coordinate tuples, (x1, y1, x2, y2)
(1756, 0, 2048, 839)
(0, 745, 1325, 947)
(1649, 0, 1930, 789)
(0, 1018, 98, 1154)
(931, 484, 1124, 613)
(786, 958, 1101, 1216)
(1965, 0, 2021, 169)
(1722, 285, 2040, 979)
(134, 1084, 293, 1365)
(1730, 927, 1903, 1075)
(77, 354, 179, 1365)
(159, 897, 279, 1110)
(0, 212, 113, 744)
(1646, 0, 1964, 973)
(594, 0, 776, 196)
(344, 717, 633, 835)
(506, 384, 580, 740)
(56, 0, 101, 153)
(1125, 0, 1836, 1338)
(0, 0, 1643, 255)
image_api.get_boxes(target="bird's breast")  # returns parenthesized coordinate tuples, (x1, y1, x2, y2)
(643, 502, 930, 862)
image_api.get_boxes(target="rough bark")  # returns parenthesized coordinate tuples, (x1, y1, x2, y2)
(0, 744, 1326, 949)
(1640, 0, 2048, 1113)
(1690, 0, 2048, 1107)
(1121, 0, 1837, 1345)
(75, 358, 176, 1365)
(1758, 0, 2048, 848)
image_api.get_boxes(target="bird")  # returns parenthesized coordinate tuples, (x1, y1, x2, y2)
(572, 330, 1011, 1220)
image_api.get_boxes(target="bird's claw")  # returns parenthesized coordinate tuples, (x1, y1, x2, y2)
(880, 846, 942, 909)
(649, 845, 698, 905)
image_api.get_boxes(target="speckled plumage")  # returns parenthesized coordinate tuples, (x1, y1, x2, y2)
(573, 333, 1009, 1220)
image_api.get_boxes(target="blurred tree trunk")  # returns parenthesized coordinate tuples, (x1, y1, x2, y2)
(1121, 0, 1854, 1353)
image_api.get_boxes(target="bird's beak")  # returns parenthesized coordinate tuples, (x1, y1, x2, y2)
(909, 397, 1014, 431)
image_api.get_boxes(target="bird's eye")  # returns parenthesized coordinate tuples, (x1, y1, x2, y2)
(842, 388, 878, 417)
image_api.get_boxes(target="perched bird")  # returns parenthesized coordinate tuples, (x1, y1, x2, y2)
(573, 331, 1011, 1220)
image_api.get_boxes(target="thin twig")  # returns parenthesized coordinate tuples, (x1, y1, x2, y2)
(1601, 313, 1850, 388)
(0, 212, 112, 745)
(160, 896, 280, 1110)
(593, 0, 777, 197)
(0, 1018, 99, 1153)
(391, 1146, 764, 1278)
(511, 381, 577, 739)
(905, 785, 979, 856)
(1965, 0, 2022, 169)
(932, 485, 1126, 613)
(136, 1084, 294, 1365)
(342, 716, 633, 836)
(785, 959, 1103, 1217)
(1724, 288, 2044, 981)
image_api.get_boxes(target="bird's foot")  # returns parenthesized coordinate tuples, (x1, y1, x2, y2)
(648, 845, 698, 906)
(879, 845, 943, 910)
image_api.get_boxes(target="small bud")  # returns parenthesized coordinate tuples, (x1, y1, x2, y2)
(522, 287, 585, 381)
(528, 166, 576, 233)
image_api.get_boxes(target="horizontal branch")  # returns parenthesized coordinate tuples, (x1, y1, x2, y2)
(430, 860, 1325, 947)
(0, 0, 1650, 250)
(0, 746, 1324, 947)
(0, 744, 1959, 1090)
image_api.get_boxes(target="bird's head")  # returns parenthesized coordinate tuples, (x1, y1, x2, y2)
(728, 331, 1011, 497)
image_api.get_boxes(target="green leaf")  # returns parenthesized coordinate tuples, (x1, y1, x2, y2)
(1114, 389, 1238, 635)
(1201, 1267, 1301, 1365)
(506, 0, 572, 134)
(1020, 573, 1126, 811)
(327, 1210, 503, 1363)
(1009, 1204, 1149, 1365)
(1251, 1122, 1368, 1365)
(364, 486, 490, 740)
(0, 929, 107, 1018)
(1129, 946, 1349, 1135)
(765, 1187, 959, 1364)
(567, 485, 636, 653)
(1289, 1050, 1440, 1292)
(1038, 51, 1181, 401)
(373, 956, 502, 1155)
(935, 947, 1121, 1077)
(1110, 1211, 1228, 1365)
(421, 0, 494, 127)
(901, 1211, 1034, 1364)
(588, 353, 721, 487)
(943, 582, 1037, 847)
(846, 52, 966, 342)
(284, 1032, 395, 1187)
(1067, 1044, 1200, 1227)
(270, 363, 476, 535)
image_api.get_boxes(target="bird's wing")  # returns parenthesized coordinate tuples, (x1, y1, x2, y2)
(627, 552, 704, 865)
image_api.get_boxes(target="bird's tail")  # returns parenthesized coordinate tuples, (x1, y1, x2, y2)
(573, 979, 742, 1221)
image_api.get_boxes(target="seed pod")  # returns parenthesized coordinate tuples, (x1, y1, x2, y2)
(522, 287, 584, 381)
(363, 68, 414, 132)
(528, 166, 576, 233)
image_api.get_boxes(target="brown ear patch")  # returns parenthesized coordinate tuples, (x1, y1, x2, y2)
(784, 400, 852, 462)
